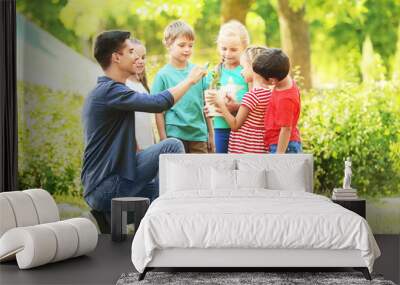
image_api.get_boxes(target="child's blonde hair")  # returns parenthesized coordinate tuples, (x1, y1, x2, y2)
(130, 38, 150, 93)
(217, 20, 250, 48)
(163, 20, 195, 47)
(243, 46, 268, 64)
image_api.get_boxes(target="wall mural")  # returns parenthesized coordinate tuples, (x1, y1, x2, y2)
(16, 0, 400, 234)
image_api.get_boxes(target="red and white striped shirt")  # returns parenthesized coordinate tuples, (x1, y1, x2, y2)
(228, 87, 272, 153)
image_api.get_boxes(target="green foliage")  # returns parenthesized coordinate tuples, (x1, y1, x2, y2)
(17, 0, 400, 86)
(304, 0, 367, 26)
(53, 193, 90, 210)
(311, 37, 362, 85)
(15, 0, 400, 201)
(361, 36, 387, 82)
(308, 0, 400, 84)
(134, 0, 205, 25)
(245, 11, 266, 45)
(16, 0, 82, 53)
(17, 80, 399, 200)
(59, 0, 205, 53)
(301, 82, 400, 198)
(208, 63, 223, 89)
(17, 82, 84, 196)
(359, 0, 400, 72)
(194, 0, 221, 48)
(252, 1, 280, 47)
(392, 24, 400, 82)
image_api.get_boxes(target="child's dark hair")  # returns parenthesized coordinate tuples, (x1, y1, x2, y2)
(130, 38, 150, 93)
(94, 30, 131, 70)
(252, 48, 290, 81)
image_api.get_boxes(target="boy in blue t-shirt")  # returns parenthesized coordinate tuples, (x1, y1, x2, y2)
(152, 20, 213, 153)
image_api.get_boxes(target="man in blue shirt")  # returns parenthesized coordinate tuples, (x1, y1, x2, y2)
(82, 31, 206, 212)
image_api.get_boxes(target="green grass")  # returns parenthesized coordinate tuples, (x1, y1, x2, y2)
(367, 197, 400, 234)
(53, 193, 89, 210)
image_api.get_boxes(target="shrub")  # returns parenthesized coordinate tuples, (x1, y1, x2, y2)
(17, 80, 400, 200)
(17, 82, 84, 196)
(301, 81, 400, 198)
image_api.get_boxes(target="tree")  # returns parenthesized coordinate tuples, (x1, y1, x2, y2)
(221, 0, 255, 24)
(252, 1, 280, 47)
(245, 12, 267, 45)
(360, 36, 386, 83)
(359, 0, 400, 74)
(16, 0, 82, 53)
(59, 0, 205, 58)
(393, 25, 400, 82)
(276, 0, 312, 89)
(60, 0, 204, 39)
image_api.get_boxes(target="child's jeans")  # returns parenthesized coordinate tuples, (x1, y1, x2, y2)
(214, 128, 231, 153)
(269, 141, 302, 153)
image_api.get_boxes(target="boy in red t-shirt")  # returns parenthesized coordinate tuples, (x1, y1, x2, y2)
(252, 48, 302, 153)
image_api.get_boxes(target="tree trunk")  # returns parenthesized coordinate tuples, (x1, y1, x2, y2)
(276, 0, 312, 89)
(221, 0, 255, 24)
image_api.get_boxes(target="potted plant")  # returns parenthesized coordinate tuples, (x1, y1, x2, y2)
(204, 63, 223, 117)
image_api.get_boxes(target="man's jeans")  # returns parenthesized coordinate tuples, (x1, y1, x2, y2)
(269, 141, 302, 154)
(85, 138, 184, 212)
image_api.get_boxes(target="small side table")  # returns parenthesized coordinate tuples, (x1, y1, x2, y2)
(332, 198, 366, 218)
(111, 197, 150, 242)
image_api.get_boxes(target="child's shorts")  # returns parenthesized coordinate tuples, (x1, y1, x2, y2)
(173, 138, 209, 153)
(268, 141, 302, 153)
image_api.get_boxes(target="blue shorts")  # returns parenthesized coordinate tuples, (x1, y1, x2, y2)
(269, 141, 302, 153)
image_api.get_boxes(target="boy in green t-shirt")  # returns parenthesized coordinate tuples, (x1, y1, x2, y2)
(152, 20, 214, 153)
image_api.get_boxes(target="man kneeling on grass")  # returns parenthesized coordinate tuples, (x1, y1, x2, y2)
(81, 30, 206, 213)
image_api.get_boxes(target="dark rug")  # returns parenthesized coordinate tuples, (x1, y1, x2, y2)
(116, 271, 396, 285)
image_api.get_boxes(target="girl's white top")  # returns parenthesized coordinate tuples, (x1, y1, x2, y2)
(126, 80, 155, 149)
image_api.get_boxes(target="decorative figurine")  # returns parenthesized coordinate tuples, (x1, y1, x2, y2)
(332, 157, 357, 200)
(342, 157, 352, 190)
